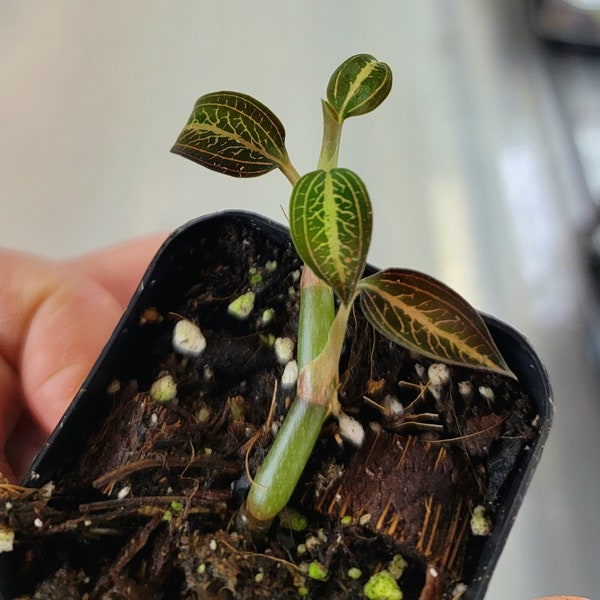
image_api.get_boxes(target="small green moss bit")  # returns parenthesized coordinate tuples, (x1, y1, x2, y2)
(363, 570, 403, 600)
(307, 560, 328, 581)
(250, 271, 263, 285)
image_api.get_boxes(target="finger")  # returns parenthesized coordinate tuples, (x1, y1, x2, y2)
(5, 413, 46, 482)
(0, 250, 59, 371)
(0, 250, 60, 480)
(66, 232, 168, 307)
(20, 269, 124, 434)
(0, 353, 22, 481)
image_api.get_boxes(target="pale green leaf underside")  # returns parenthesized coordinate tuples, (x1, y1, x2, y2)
(358, 269, 514, 376)
(171, 91, 289, 178)
(290, 168, 372, 305)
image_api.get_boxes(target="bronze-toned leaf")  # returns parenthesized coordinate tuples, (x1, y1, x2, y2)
(327, 54, 392, 121)
(171, 91, 289, 178)
(290, 168, 372, 305)
(358, 269, 514, 377)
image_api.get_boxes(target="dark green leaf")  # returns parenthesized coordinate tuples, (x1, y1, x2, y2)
(171, 91, 289, 178)
(290, 168, 372, 305)
(358, 269, 514, 376)
(327, 54, 392, 121)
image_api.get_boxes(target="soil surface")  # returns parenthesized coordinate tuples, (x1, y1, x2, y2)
(0, 218, 540, 599)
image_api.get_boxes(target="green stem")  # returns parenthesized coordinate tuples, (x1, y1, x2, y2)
(317, 100, 343, 171)
(243, 396, 329, 526)
(297, 267, 335, 370)
(243, 267, 335, 528)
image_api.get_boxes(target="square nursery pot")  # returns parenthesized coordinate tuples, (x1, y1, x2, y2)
(0, 211, 552, 599)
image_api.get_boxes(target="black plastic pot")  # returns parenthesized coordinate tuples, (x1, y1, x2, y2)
(0, 211, 553, 599)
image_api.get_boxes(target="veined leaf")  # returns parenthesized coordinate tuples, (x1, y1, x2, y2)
(290, 168, 372, 305)
(358, 269, 514, 377)
(171, 91, 289, 178)
(327, 54, 392, 121)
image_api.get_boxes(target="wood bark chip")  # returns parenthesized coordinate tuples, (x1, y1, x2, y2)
(313, 429, 476, 585)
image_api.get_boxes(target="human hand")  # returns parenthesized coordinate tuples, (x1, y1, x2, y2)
(0, 234, 166, 482)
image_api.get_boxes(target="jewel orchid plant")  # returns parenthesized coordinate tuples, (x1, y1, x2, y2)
(172, 54, 514, 534)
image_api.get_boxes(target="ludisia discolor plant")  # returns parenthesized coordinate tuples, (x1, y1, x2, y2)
(172, 54, 514, 533)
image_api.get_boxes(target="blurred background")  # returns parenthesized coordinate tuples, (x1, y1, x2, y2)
(1, 1, 599, 597)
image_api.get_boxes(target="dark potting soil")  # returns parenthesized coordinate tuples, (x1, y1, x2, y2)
(0, 220, 539, 599)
